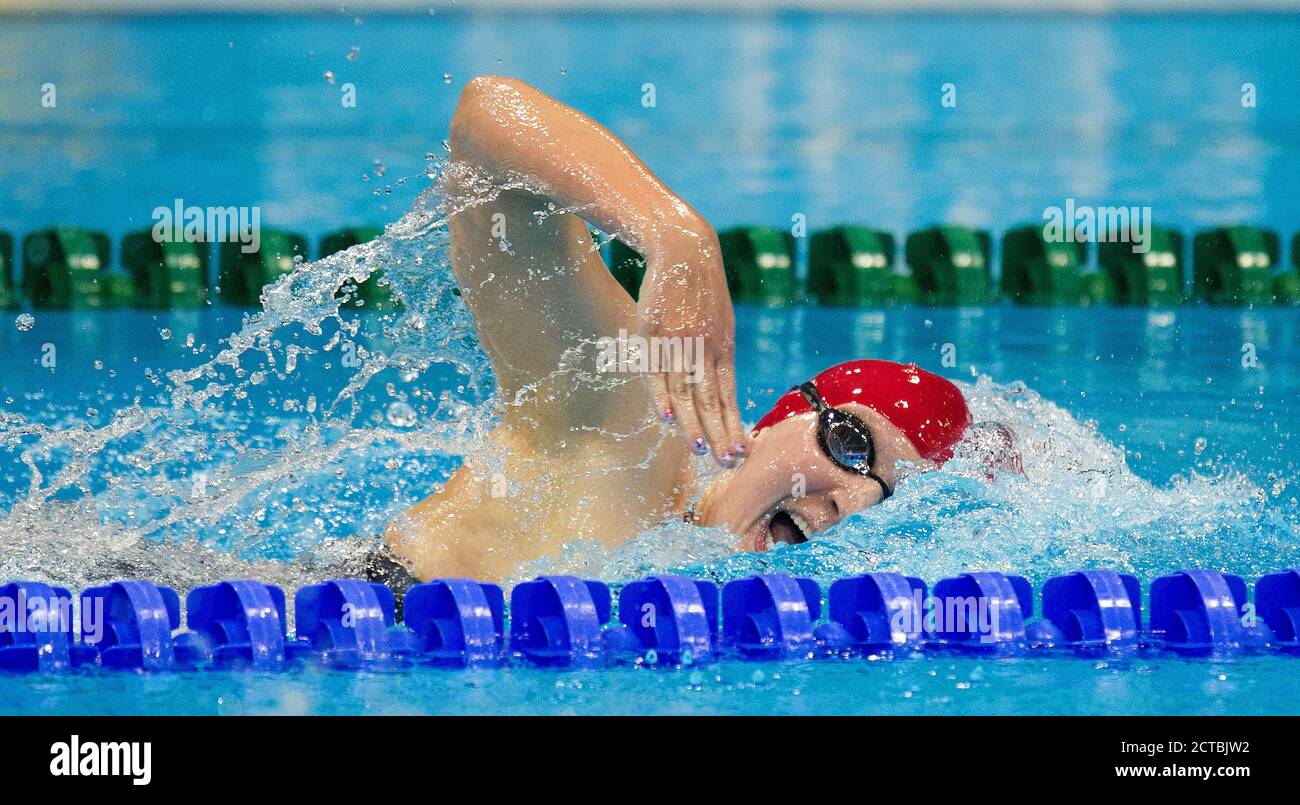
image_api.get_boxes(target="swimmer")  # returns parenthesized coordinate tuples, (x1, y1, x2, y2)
(365, 77, 987, 592)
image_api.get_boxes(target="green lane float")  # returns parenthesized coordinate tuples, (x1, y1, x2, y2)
(99, 273, 137, 308)
(120, 230, 210, 308)
(807, 226, 916, 307)
(0, 232, 14, 309)
(1099, 226, 1184, 307)
(1000, 224, 1091, 305)
(5, 219, 1298, 312)
(1081, 271, 1116, 305)
(717, 226, 797, 306)
(904, 225, 992, 305)
(320, 227, 398, 310)
(21, 227, 114, 309)
(1276, 270, 1300, 305)
(606, 238, 646, 300)
(1192, 226, 1280, 305)
(218, 229, 308, 305)
(1276, 234, 1300, 305)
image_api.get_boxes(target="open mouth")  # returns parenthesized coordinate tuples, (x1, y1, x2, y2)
(766, 509, 812, 548)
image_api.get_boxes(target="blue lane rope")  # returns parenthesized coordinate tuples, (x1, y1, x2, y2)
(1, 568, 1297, 672)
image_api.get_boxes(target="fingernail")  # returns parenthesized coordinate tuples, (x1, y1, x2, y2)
(720, 451, 735, 466)
(733, 442, 747, 456)
(663, 408, 676, 423)
(693, 438, 709, 456)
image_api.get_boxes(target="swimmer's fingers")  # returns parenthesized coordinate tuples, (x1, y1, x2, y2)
(686, 367, 735, 466)
(664, 369, 709, 460)
(658, 367, 731, 465)
(714, 360, 749, 456)
(649, 370, 674, 429)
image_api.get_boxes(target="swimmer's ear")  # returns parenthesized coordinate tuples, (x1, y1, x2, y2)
(963, 421, 1025, 477)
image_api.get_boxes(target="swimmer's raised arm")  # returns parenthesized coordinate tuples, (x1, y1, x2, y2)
(448, 76, 747, 461)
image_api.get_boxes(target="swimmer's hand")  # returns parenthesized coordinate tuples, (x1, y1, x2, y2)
(638, 221, 748, 465)
(447, 76, 747, 464)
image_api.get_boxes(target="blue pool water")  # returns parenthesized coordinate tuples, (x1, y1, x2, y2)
(2, 11, 1300, 714)
(3, 302, 1298, 714)
(3, 11, 1299, 239)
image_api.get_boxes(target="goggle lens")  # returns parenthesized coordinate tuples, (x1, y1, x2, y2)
(796, 382, 893, 500)
(822, 413, 876, 472)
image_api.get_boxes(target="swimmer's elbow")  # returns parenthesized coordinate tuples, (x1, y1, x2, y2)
(459, 75, 530, 104)
(451, 75, 534, 154)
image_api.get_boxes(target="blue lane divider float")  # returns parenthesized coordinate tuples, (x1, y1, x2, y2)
(509, 575, 612, 666)
(926, 572, 1033, 654)
(186, 580, 288, 670)
(722, 574, 821, 659)
(80, 580, 210, 671)
(4, 567, 1300, 673)
(1028, 569, 1142, 653)
(404, 578, 505, 667)
(1148, 570, 1271, 655)
(824, 572, 927, 651)
(603, 575, 719, 664)
(1255, 569, 1300, 653)
(0, 582, 97, 672)
(290, 579, 421, 668)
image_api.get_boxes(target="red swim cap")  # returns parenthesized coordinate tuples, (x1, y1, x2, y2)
(752, 359, 972, 463)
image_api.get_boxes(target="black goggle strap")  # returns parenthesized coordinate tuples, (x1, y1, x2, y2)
(795, 382, 893, 500)
(796, 382, 829, 414)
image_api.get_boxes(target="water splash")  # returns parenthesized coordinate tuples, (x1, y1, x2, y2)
(518, 376, 1300, 588)
(1, 165, 497, 593)
(2, 166, 1295, 599)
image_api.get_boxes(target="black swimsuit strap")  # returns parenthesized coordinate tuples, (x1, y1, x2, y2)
(361, 544, 421, 621)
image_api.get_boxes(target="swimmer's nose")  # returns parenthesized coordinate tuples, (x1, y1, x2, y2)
(829, 481, 886, 519)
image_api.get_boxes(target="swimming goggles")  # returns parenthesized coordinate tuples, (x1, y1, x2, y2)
(796, 381, 893, 500)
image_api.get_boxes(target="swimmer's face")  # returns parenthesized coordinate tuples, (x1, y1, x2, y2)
(699, 402, 927, 552)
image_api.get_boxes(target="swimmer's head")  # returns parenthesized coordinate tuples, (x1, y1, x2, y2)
(699, 359, 972, 551)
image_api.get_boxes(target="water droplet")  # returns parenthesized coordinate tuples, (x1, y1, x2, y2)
(346, 46, 359, 61)
(373, 160, 385, 177)
(1194, 437, 1207, 456)
(323, 70, 336, 85)
(443, 73, 452, 84)
(386, 401, 417, 428)
(93, 360, 103, 370)
(159, 328, 172, 341)
(14, 313, 34, 331)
